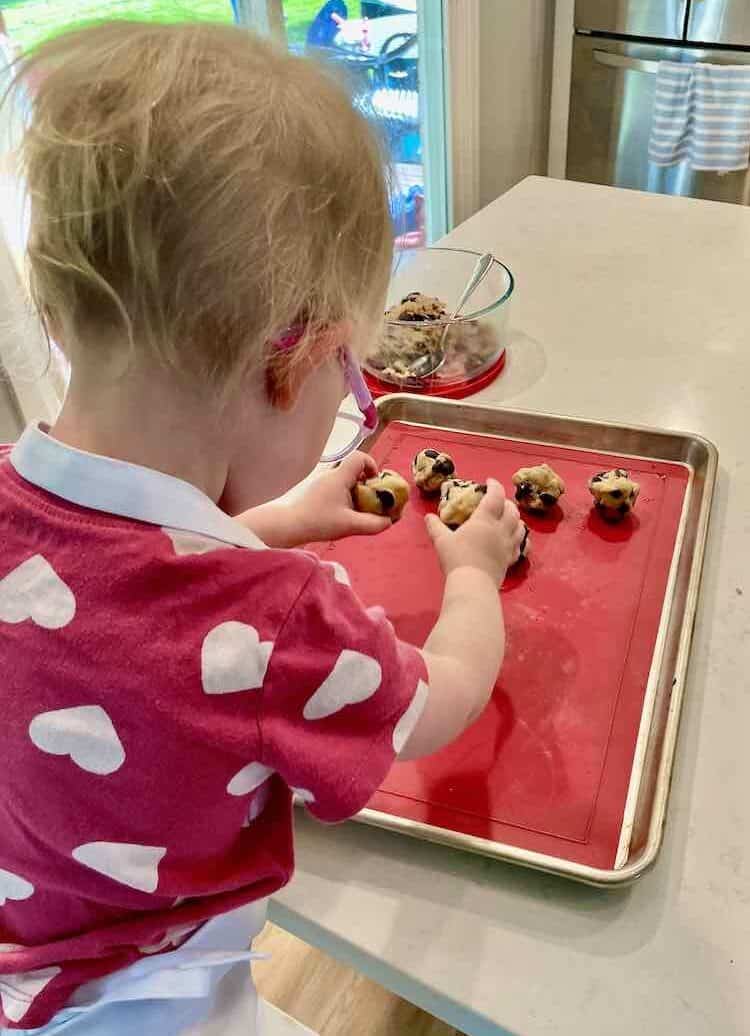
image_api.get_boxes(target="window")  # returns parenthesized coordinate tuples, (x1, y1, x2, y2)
(251, 0, 448, 249)
(0, 0, 457, 422)
(2, 0, 448, 255)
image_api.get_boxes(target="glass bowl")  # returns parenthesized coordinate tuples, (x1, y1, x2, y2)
(364, 247, 514, 393)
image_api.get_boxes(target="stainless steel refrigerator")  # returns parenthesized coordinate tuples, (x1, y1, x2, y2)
(567, 1, 750, 203)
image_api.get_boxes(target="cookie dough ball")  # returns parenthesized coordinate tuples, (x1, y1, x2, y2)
(438, 478, 487, 529)
(588, 468, 640, 521)
(353, 469, 410, 521)
(512, 463, 565, 512)
(412, 448, 456, 494)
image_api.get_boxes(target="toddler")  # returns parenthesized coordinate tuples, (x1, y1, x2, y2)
(0, 22, 523, 1035)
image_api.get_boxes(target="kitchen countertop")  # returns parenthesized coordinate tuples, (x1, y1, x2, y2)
(270, 177, 749, 1036)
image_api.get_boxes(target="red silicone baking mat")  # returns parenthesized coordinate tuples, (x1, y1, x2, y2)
(365, 349, 507, 400)
(312, 422, 690, 870)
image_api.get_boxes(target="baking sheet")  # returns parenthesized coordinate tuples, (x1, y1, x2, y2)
(311, 398, 716, 885)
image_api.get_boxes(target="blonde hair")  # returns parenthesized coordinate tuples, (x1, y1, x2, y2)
(15, 21, 393, 389)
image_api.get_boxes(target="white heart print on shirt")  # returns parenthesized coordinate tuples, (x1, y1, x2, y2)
(324, 561, 351, 587)
(0, 966, 61, 1023)
(0, 555, 75, 629)
(303, 650, 382, 721)
(202, 622, 273, 694)
(72, 842, 166, 894)
(162, 528, 233, 557)
(392, 680, 429, 755)
(227, 761, 274, 797)
(0, 868, 34, 906)
(29, 706, 125, 775)
(242, 782, 272, 827)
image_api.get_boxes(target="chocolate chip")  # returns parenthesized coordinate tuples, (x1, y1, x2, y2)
(399, 312, 428, 323)
(434, 458, 455, 475)
(375, 489, 396, 512)
(520, 525, 530, 556)
(424, 449, 439, 459)
(540, 492, 557, 507)
(609, 489, 623, 500)
(591, 474, 604, 483)
(476, 483, 488, 494)
(618, 502, 630, 514)
(515, 481, 533, 498)
(447, 523, 459, 531)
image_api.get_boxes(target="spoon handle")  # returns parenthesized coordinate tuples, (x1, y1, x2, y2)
(437, 251, 495, 356)
(450, 251, 494, 320)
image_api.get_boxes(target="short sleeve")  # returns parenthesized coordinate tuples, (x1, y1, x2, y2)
(259, 561, 428, 822)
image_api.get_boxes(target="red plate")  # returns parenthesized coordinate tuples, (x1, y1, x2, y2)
(311, 422, 690, 870)
(364, 350, 507, 400)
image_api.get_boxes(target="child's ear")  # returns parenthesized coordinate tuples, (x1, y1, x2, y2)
(265, 323, 352, 411)
(265, 356, 308, 411)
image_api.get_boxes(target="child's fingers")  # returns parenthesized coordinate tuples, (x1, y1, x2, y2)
(515, 523, 530, 561)
(425, 512, 450, 544)
(509, 522, 526, 560)
(337, 451, 377, 487)
(350, 512, 392, 536)
(335, 451, 369, 486)
(501, 498, 521, 528)
(476, 478, 506, 519)
(360, 452, 379, 480)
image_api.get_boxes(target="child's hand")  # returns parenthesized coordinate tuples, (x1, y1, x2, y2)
(425, 479, 524, 584)
(235, 452, 390, 548)
(296, 452, 392, 542)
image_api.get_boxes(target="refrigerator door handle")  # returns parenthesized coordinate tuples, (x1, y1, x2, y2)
(593, 50, 659, 75)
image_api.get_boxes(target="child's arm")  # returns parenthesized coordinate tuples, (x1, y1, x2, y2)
(253, 479, 521, 824)
(245, 474, 522, 755)
(399, 481, 524, 761)
(251, 476, 522, 824)
(235, 452, 390, 548)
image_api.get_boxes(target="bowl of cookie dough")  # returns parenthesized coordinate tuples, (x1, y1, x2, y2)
(365, 247, 514, 396)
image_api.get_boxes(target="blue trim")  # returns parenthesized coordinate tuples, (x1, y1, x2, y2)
(416, 0, 449, 242)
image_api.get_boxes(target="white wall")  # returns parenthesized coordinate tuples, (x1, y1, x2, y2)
(478, 0, 555, 207)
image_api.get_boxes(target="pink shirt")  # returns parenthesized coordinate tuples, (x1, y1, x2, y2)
(0, 424, 427, 1029)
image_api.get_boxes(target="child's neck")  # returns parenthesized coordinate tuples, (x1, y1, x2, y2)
(52, 365, 231, 503)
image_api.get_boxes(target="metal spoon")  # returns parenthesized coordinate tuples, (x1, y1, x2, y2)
(406, 251, 495, 380)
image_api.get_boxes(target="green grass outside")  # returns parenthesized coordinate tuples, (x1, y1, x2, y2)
(5, 0, 362, 53)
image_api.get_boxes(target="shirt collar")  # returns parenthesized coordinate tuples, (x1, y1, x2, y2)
(10, 422, 266, 550)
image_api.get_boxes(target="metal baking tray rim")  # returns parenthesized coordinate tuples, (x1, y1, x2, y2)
(349, 395, 718, 888)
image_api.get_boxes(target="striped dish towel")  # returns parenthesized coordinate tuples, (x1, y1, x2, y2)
(649, 62, 750, 172)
